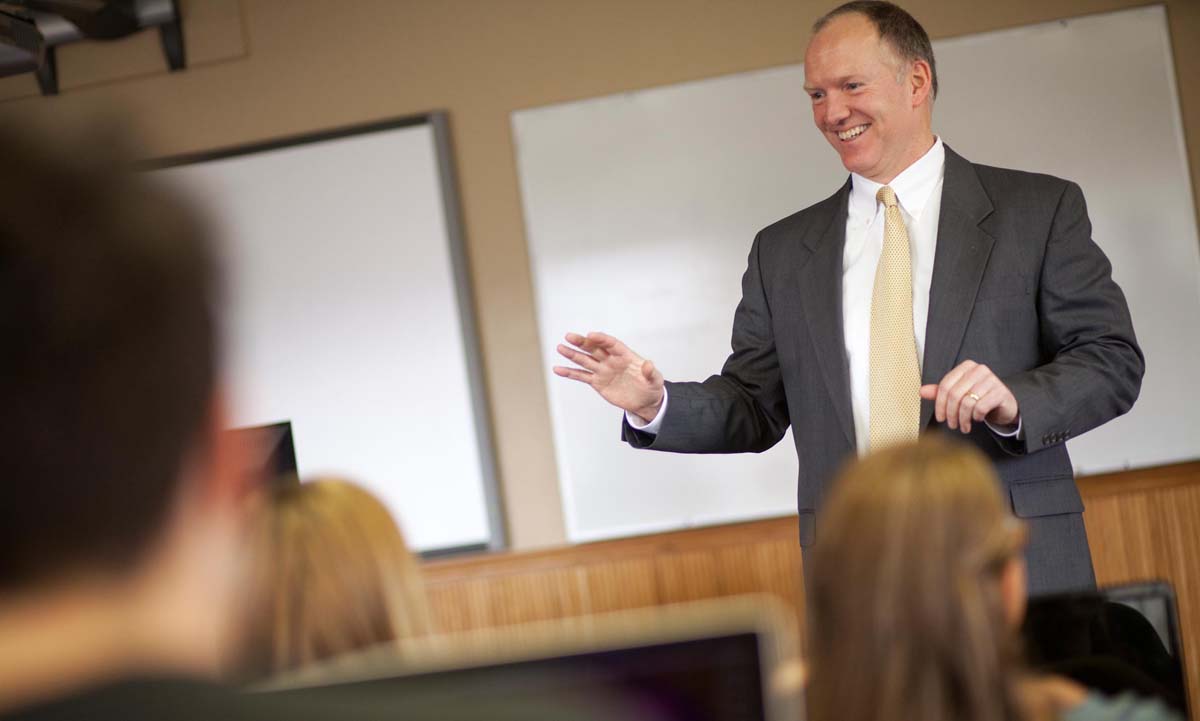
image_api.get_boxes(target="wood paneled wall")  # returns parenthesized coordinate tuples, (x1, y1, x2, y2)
(1081, 461, 1200, 710)
(423, 461, 1200, 709)
(425, 516, 806, 636)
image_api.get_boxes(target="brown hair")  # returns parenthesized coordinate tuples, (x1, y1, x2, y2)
(237, 478, 434, 680)
(0, 123, 216, 589)
(806, 437, 1033, 721)
(813, 1, 939, 99)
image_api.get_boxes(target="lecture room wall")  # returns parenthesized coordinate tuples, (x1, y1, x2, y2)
(4, 0, 1197, 550)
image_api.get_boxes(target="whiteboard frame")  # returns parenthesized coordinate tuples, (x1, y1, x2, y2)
(146, 112, 507, 555)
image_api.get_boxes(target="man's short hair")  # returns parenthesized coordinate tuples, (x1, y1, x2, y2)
(0, 124, 218, 589)
(813, 1, 938, 100)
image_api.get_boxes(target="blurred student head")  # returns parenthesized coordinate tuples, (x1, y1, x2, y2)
(0, 122, 248, 708)
(807, 436, 1030, 721)
(237, 478, 433, 681)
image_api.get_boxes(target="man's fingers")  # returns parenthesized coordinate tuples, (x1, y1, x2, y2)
(565, 331, 639, 362)
(929, 360, 1018, 433)
(972, 391, 1004, 424)
(957, 365, 1010, 433)
(966, 376, 1000, 423)
(564, 331, 618, 362)
(552, 366, 594, 384)
(942, 377, 965, 429)
(935, 361, 975, 423)
(977, 385, 1019, 427)
(950, 367, 992, 432)
(959, 389, 979, 433)
(641, 359, 663, 388)
(556, 343, 601, 372)
(565, 331, 609, 354)
(585, 331, 621, 352)
(968, 386, 1016, 432)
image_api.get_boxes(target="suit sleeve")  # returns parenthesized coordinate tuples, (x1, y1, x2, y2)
(623, 231, 791, 453)
(1002, 181, 1144, 454)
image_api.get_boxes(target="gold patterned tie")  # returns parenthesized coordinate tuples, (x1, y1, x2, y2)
(868, 185, 921, 451)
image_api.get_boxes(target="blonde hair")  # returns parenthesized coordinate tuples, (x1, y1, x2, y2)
(807, 437, 1033, 721)
(237, 478, 433, 680)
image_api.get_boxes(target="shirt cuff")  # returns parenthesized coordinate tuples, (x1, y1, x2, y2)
(986, 415, 1023, 440)
(625, 387, 669, 435)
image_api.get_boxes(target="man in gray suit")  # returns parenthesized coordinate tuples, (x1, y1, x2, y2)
(554, 1, 1142, 596)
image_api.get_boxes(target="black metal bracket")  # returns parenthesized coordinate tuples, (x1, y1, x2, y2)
(17, 0, 187, 95)
(35, 42, 55, 94)
(157, 0, 182, 71)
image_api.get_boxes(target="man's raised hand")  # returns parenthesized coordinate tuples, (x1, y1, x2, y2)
(553, 332, 665, 423)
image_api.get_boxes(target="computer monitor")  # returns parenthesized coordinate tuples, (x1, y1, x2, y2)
(1023, 580, 1188, 716)
(260, 597, 799, 721)
(229, 420, 299, 489)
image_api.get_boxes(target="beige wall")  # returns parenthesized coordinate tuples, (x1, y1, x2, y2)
(6, 0, 1196, 550)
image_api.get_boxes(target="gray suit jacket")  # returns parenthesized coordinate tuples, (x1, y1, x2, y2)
(624, 146, 1144, 546)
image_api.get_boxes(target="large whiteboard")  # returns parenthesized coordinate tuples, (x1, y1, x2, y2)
(156, 116, 502, 553)
(514, 5, 1200, 542)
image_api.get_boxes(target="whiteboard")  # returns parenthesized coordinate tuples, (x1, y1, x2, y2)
(155, 116, 502, 553)
(514, 5, 1200, 542)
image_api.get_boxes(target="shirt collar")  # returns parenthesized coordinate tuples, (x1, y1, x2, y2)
(848, 136, 945, 223)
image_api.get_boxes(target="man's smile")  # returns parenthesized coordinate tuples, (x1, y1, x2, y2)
(837, 123, 871, 141)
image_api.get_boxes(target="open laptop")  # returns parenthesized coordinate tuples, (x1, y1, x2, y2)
(259, 596, 802, 721)
(1023, 580, 1188, 716)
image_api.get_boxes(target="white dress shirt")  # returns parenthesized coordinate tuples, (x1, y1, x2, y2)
(842, 137, 945, 454)
(628, 137, 1017, 452)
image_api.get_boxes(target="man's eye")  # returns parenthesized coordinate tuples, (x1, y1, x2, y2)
(809, 92, 824, 101)
(846, 82, 863, 90)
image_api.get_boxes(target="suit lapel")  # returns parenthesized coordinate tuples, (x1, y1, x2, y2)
(920, 146, 996, 429)
(797, 178, 855, 448)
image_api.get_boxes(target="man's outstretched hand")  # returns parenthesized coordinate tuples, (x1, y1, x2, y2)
(553, 332, 665, 424)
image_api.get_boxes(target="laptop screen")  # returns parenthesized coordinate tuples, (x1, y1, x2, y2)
(268, 631, 768, 721)
(1022, 581, 1188, 716)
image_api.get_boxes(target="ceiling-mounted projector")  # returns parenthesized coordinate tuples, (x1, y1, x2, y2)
(0, 0, 184, 95)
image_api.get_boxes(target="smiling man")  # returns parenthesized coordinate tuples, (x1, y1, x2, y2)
(554, 1, 1143, 595)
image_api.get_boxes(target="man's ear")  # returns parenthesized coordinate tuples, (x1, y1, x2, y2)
(910, 59, 933, 108)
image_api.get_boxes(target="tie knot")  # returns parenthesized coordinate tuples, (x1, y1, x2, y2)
(876, 185, 898, 208)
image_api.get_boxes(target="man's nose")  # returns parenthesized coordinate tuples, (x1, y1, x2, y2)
(823, 95, 850, 127)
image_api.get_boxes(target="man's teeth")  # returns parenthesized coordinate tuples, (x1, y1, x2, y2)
(837, 125, 869, 140)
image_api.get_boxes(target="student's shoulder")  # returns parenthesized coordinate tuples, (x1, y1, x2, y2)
(1062, 692, 1183, 721)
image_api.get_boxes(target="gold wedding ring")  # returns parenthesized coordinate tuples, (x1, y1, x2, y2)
(966, 392, 981, 402)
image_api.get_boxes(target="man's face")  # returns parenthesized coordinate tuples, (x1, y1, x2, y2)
(804, 13, 929, 183)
